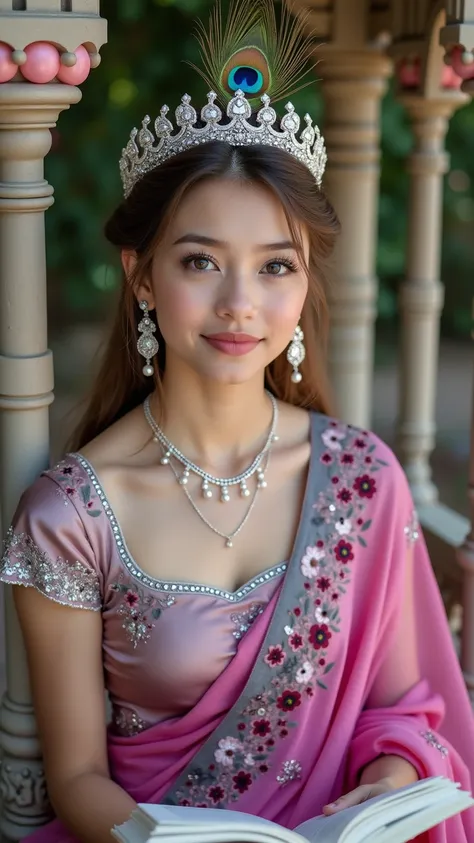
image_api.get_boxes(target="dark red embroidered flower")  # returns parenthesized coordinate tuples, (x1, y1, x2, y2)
(357, 518, 364, 525)
(319, 658, 326, 666)
(331, 476, 339, 485)
(125, 591, 139, 608)
(306, 687, 314, 697)
(317, 540, 324, 548)
(208, 786, 225, 803)
(321, 452, 333, 464)
(337, 487, 353, 504)
(277, 719, 286, 726)
(289, 632, 303, 651)
(277, 690, 302, 712)
(65, 486, 76, 496)
(252, 719, 271, 737)
(339, 571, 345, 580)
(233, 771, 252, 793)
(340, 453, 354, 465)
(335, 540, 354, 562)
(280, 728, 289, 737)
(309, 624, 332, 650)
(264, 645, 286, 667)
(86, 501, 94, 509)
(353, 474, 377, 499)
(354, 437, 367, 449)
(331, 592, 339, 602)
(237, 722, 246, 731)
(196, 803, 208, 808)
(179, 799, 191, 806)
(315, 598, 321, 605)
(317, 576, 331, 592)
(293, 607, 301, 617)
(304, 582, 311, 590)
(209, 764, 215, 770)
(364, 456, 372, 464)
(266, 738, 275, 746)
(257, 745, 264, 752)
(259, 764, 269, 773)
(61, 466, 74, 475)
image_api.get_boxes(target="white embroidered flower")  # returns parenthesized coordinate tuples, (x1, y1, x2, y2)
(335, 517, 352, 536)
(295, 661, 314, 684)
(322, 428, 345, 451)
(314, 606, 329, 624)
(284, 625, 294, 636)
(301, 545, 325, 578)
(244, 753, 255, 767)
(214, 736, 241, 767)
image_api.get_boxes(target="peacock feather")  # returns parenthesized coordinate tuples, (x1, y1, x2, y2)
(187, 0, 317, 109)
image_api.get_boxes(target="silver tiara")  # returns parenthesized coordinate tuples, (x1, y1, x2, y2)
(119, 90, 327, 198)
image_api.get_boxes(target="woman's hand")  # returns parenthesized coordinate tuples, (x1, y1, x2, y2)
(322, 755, 419, 815)
(322, 776, 397, 815)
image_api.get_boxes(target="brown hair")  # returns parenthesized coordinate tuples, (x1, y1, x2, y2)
(68, 141, 340, 451)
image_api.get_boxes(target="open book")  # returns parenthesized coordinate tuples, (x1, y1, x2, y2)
(112, 776, 473, 843)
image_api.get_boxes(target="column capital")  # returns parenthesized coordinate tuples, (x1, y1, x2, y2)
(317, 49, 393, 87)
(398, 92, 467, 124)
(0, 3, 107, 57)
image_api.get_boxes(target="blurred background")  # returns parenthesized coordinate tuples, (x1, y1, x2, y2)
(45, 0, 474, 517)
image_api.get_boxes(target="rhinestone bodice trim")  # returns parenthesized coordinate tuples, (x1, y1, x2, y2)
(71, 453, 287, 603)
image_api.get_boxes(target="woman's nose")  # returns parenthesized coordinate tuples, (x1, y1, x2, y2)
(215, 276, 257, 322)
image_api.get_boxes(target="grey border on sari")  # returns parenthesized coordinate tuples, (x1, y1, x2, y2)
(162, 410, 329, 805)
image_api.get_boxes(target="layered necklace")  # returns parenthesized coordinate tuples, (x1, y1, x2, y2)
(143, 392, 279, 548)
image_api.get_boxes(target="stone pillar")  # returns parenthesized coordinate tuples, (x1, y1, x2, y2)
(0, 83, 84, 842)
(0, 5, 106, 839)
(396, 96, 462, 505)
(318, 52, 392, 428)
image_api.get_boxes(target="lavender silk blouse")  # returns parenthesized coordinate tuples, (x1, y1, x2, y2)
(0, 454, 286, 736)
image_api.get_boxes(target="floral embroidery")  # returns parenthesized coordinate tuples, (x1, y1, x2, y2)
(0, 527, 101, 610)
(231, 602, 264, 640)
(111, 576, 175, 648)
(420, 730, 448, 757)
(112, 706, 154, 737)
(50, 459, 103, 518)
(172, 422, 386, 808)
(405, 509, 420, 545)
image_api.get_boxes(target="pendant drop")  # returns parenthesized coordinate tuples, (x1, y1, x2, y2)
(240, 481, 250, 498)
(160, 451, 171, 465)
(221, 486, 230, 503)
(257, 470, 267, 489)
(202, 480, 213, 499)
(179, 469, 190, 485)
(225, 538, 233, 548)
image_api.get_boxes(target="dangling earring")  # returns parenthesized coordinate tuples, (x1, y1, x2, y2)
(137, 300, 159, 377)
(287, 324, 305, 384)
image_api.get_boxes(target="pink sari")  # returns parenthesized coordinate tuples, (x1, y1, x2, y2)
(17, 415, 474, 841)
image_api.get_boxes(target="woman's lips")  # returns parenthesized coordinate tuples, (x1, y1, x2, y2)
(203, 332, 262, 356)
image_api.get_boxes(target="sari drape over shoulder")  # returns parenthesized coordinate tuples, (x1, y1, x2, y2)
(1, 413, 473, 842)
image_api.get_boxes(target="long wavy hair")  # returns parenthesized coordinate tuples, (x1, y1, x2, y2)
(68, 141, 340, 452)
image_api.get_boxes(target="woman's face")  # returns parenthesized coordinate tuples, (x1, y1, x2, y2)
(133, 177, 309, 386)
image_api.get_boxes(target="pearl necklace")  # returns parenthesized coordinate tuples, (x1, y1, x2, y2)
(143, 391, 279, 502)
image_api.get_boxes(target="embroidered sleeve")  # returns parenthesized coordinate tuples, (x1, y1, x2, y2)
(0, 474, 102, 611)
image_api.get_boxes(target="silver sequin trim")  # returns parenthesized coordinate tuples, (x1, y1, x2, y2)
(420, 730, 448, 757)
(1, 527, 101, 611)
(276, 759, 302, 786)
(112, 706, 153, 737)
(231, 602, 265, 640)
(405, 509, 420, 545)
(71, 453, 287, 602)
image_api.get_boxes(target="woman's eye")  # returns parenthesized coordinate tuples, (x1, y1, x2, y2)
(263, 260, 295, 276)
(183, 255, 217, 272)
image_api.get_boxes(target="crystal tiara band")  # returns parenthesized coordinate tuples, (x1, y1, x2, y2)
(119, 89, 327, 198)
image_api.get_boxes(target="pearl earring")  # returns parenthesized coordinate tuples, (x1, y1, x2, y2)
(287, 324, 305, 384)
(137, 300, 159, 377)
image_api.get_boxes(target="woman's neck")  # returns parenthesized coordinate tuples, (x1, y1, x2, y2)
(150, 373, 275, 475)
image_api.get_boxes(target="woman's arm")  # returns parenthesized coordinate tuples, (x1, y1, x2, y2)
(14, 584, 135, 843)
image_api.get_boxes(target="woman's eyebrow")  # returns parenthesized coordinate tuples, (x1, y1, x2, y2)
(172, 233, 296, 250)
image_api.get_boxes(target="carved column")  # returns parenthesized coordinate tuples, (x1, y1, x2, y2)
(0, 5, 106, 839)
(396, 95, 463, 505)
(319, 52, 392, 428)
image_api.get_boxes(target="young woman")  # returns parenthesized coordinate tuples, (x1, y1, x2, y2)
(1, 2, 473, 842)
